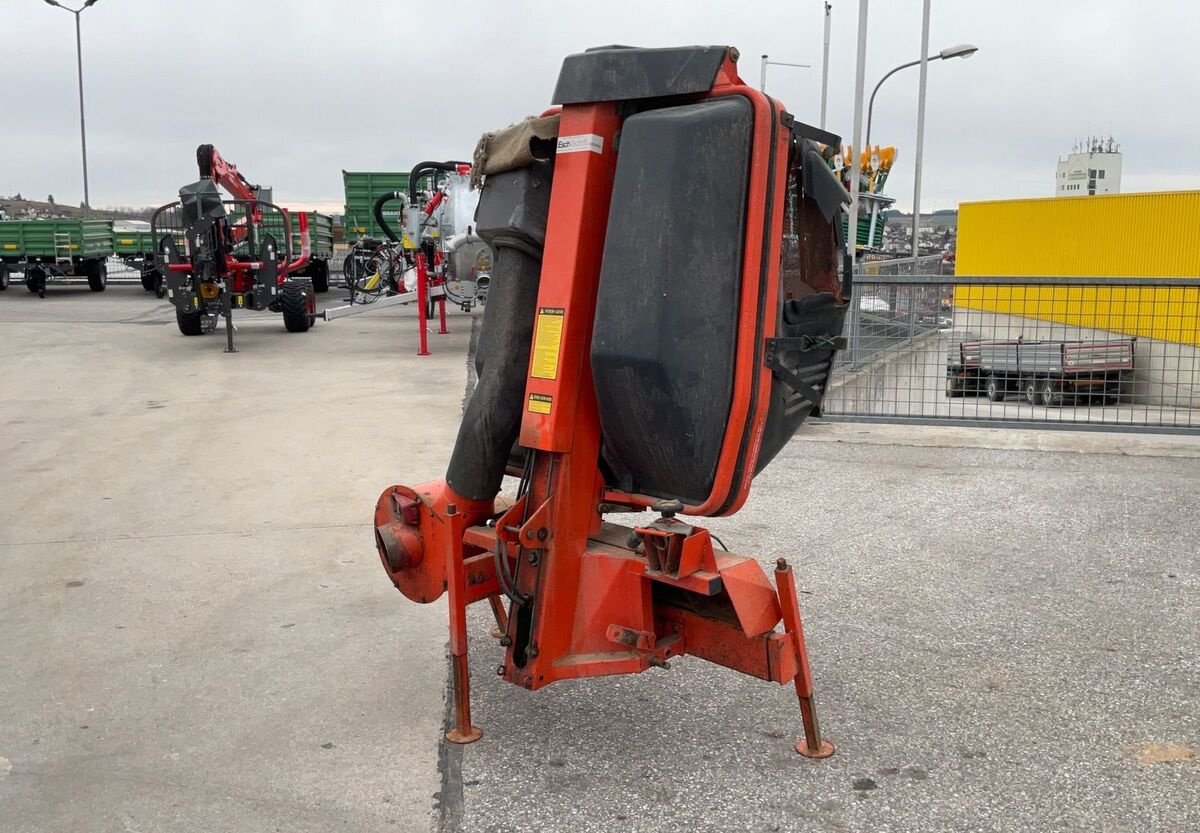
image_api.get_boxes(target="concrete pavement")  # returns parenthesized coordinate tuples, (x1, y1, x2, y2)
(2, 285, 1198, 833)
(454, 436, 1200, 833)
(0, 286, 465, 832)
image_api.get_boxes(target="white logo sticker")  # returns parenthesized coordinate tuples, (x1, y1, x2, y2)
(556, 134, 604, 155)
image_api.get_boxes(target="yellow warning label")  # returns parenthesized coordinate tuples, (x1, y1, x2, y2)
(528, 393, 553, 415)
(531, 307, 565, 380)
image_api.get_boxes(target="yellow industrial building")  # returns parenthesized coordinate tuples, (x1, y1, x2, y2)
(956, 191, 1199, 346)
(955, 191, 1200, 405)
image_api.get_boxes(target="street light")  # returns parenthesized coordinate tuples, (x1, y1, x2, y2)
(759, 54, 811, 93)
(863, 42, 976, 147)
(43, 0, 101, 217)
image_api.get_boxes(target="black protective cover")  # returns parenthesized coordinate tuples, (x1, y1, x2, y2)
(552, 45, 728, 105)
(590, 97, 752, 504)
(755, 293, 845, 475)
(446, 163, 554, 501)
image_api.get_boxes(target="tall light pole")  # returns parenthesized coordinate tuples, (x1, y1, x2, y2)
(911, 0, 932, 266)
(847, 0, 869, 264)
(819, 2, 832, 129)
(863, 42, 977, 148)
(43, 0, 100, 218)
(759, 54, 811, 93)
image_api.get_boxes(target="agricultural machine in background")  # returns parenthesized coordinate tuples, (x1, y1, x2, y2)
(374, 45, 852, 756)
(152, 144, 317, 352)
(323, 161, 493, 356)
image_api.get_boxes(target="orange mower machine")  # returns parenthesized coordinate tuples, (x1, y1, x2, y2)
(374, 45, 851, 756)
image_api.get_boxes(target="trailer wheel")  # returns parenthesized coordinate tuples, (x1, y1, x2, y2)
(985, 375, 1006, 402)
(1039, 380, 1063, 408)
(310, 260, 330, 294)
(0, 263, 9, 291)
(85, 261, 107, 292)
(281, 279, 315, 332)
(176, 306, 217, 336)
(140, 267, 160, 292)
(945, 375, 963, 398)
(26, 267, 47, 298)
(1024, 379, 1038, 405)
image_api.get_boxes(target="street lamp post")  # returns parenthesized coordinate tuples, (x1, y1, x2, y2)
(863, 42, 976, 148)
(43, 0, 100, 218)
(819, 2, 832, 130)
(759, 54, 812, 93)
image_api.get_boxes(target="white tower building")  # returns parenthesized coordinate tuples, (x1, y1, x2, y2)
(1056, 137, 1122, 196)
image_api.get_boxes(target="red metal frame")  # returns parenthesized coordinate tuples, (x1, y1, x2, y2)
(374, 49, 834, 757)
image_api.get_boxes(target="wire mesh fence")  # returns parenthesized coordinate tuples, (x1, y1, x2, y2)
(860, 254, 954, 277)
(823, 275, 1200, 432)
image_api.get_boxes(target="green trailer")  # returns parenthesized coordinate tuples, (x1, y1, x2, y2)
(0, 218, 114, 296)
(114, 227, 177, 293)
(261, 210, 334, 292)
(343, 171, 410, 244)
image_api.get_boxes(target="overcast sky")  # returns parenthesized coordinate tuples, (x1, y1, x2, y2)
(3, 0, 1198, 214)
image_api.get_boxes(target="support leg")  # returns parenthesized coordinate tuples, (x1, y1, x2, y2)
(438, 290, 448, 334)
(223, 292, 237, 354)
(416, 258, 430, 357)
(445, 530, 482, 744)
(774, 558, 834, 759)
(487, 594, 508, 639)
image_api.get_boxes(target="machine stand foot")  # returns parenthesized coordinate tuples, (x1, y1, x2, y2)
(796, 738, 835, 759)
(445, 726, 483, 745)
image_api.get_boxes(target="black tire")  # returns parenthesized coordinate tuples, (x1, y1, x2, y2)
(945, 374, 963, 398)
(1039, 379, 1063, 408)
(311, 260, 329, 293)
(140, 267, 160, 292)
(26, 266, 46, 297)
(176, 306, 213, 336)
(985, 375, 1006, 402)
(1024, 379, 1038, 405)
(281, 279, 315, 333)
(86, 261, 107, 292)
(0, 263, 9, 291)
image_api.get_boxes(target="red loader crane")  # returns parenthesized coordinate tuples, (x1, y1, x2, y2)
(151, 144, 315, 352)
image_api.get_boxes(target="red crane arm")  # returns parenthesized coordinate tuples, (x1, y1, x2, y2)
(196, 143, 259, 202)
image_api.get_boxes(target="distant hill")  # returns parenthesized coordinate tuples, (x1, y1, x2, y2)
(883, 208, 958, 229)
(0, 196, 155, 222)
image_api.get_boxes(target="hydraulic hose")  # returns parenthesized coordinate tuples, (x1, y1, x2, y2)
(407, 160, 470, 205)
(372, 191, 406, 243)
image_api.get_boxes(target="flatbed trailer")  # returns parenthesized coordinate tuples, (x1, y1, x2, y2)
(946, 336, 1136, 406)
(0, 219, 114, 296)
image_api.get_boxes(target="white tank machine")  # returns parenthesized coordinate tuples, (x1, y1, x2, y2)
(403, 168, 492, 309)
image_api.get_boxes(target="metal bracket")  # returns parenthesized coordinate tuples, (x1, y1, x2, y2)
(789, 120, 842, 149)
(763, 336, 846, 408)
